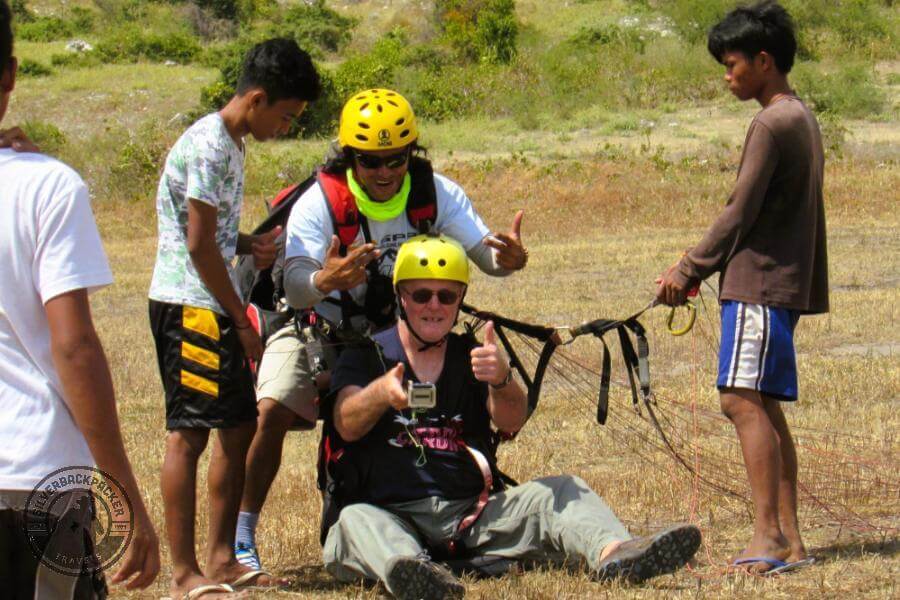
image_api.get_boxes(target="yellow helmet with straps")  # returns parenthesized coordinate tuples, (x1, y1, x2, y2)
(393, 234, 469, 287)
(338, 88, 418, 151)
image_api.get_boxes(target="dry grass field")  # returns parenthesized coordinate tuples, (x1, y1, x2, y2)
(6, 1, 898, 597)
(82, 140, 899, 598)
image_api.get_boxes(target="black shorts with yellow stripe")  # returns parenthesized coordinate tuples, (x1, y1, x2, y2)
(149, 300, 257, 430)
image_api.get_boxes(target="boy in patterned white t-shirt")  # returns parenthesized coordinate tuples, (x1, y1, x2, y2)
(148, 38, 319, 597)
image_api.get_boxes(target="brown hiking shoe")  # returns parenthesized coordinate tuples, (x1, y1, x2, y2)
(595, 523, 701, 584)
(385, 556, 465, 600)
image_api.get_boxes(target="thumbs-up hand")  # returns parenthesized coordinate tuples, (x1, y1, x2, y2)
(251, 225, 282, 270)
(313, 235, 380, 294)
(471, 321, 510, 386)
(379, 362, 408, 410)
(483, 209, 528, 271)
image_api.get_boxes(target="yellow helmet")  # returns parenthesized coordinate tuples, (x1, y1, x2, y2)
(393, 234, 469, 287)
(338, 88, 418, 151)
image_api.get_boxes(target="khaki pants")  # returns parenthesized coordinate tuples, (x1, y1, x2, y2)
(323, 475, 630, 593)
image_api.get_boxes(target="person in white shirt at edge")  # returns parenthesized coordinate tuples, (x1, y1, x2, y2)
(235, 88, 529, 570)
(0, 1, 160, 598)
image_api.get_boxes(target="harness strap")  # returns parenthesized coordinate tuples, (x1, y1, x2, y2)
(447, 441, 493, 554)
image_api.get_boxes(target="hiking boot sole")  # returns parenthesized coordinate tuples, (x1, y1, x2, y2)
(595, 523, 701, 584)
(386, 556, 466, 600)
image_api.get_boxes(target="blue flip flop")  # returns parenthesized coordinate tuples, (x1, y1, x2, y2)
(732, 556, 816, 576)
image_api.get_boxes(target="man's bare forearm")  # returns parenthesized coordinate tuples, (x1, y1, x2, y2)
(189, 241, 247, 324)
(488, 381, 527, 433)
(333, 383, 392, 442)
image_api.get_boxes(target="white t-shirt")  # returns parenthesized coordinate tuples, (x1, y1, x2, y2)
(0, 148, 113, 491)
(284, 172, 489, 322)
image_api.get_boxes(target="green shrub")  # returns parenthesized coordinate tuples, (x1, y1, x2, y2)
(69, 6, 96, 33)
(17, 58, 52, 77)
(794, 62, 886, 119)
(50, 52, 102, 69)
(21, 121, 67, 155)
(435, 0, 518, 64)
(95, 28, 202, 64)
(569, 24, 649, 54)
(16, 17, 73, 42)
(110, 124, 170, 199)
(11, 0, 33, 23)
(276, 0, 357, 57)
(195, 0, 239, 20)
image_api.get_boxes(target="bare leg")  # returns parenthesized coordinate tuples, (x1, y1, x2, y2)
(763, 397, 807, 561)
(720, 388, 790, 571)
(205, 421, 285, 586)
(162, 429, 225, 595)
(239, 399, 297, 514)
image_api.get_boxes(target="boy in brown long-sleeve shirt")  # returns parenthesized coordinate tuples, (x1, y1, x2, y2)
(657, 1, 827, 575)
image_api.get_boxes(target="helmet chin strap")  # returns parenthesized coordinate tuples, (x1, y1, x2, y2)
(397, 288, 467, 352)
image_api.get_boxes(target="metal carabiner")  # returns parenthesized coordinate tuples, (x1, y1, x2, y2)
(666, 300, 696, 336)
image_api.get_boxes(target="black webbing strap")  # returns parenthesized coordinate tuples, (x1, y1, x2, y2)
(460, 305, 654, 429)
(460, 304, 560, 417)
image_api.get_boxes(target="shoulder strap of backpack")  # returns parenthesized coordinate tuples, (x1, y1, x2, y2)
(318, 170, 362, 253)
(406, 157, 438, 234)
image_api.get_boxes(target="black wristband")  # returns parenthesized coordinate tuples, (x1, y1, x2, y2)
(490, 365, 513, 390)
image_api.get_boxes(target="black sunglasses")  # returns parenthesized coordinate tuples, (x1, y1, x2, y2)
(354, 148, 410, 170)
(403, 287, 460, 306)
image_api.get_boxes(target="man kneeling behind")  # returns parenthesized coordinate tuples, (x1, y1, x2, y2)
(321, 234, 701, 599)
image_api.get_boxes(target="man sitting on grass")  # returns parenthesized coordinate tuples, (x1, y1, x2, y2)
(321, 234, 701, 599)
(656, 0, 827, 576)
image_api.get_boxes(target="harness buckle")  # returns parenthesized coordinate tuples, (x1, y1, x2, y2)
(554, 327, 577, 346)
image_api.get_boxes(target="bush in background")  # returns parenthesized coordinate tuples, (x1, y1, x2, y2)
(95, 28, 202, 64)
(11, 0, 33, 23)
(435, 0, 518, 64)
(794, 62, 887, 119)
(17, 58, 52, 77)
(21, 120, 67, 155)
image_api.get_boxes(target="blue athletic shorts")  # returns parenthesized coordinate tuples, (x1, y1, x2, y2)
(717, 301, 800, 400)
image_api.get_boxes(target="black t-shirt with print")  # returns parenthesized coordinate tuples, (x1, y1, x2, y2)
(326, 326, 494, 505)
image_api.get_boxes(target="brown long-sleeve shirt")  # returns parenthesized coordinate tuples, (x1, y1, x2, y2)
(674, 97, 829, 314)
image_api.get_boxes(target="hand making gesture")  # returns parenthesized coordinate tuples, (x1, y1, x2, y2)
(484, 209, 528, 271)
(471, 321, 510, 387)
(313, 235, 380, 294)
(251, 225, 282, 269)
(378, 363, 408, 411)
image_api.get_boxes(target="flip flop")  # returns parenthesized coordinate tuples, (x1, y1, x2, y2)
(162, 583, 237, 600)
(766, 556, 816, 576)
(731, 556, 816, 576)
(229, 569, 287, 590)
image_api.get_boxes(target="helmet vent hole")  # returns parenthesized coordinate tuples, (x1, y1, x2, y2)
(386, 91, 396, 96)
(360, 102, 369, 111)
(396, 118, 405, 125)
(438, 259, 447, 267)
(420, 258, 428, 266)
(358, 122, 370, 129)
(400, 130, 410, 138)
(355, 134, 369, 142)
(387, 100, 399, 107)
(376, 104, 383, 112)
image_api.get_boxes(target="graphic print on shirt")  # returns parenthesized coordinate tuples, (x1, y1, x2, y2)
(389, 413, 466, 452)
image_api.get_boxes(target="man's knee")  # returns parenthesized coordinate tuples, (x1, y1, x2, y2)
(257, 398, 300, 433)
(166, 429, 209, 459)
(720, 388, 763, 422)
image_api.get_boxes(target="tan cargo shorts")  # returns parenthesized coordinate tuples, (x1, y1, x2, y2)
(255, 321, 337, 429)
